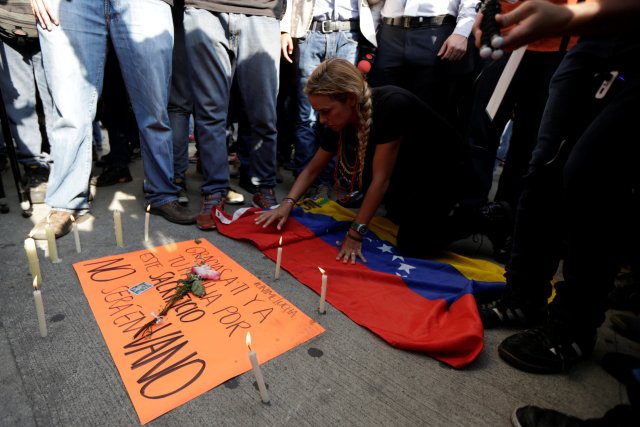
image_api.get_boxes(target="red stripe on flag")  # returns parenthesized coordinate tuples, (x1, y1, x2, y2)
(217, 208, 484, 368)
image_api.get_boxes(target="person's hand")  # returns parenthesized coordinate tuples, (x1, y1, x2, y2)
(437, 33, 468, 61)
(254, 201, 293, 230)
(336, 233, 368, 265)
(281, 32, 294, 63)
(495, 1, 572, 50)
(31, 0, 59, 31)
(473, 0, 572, 51)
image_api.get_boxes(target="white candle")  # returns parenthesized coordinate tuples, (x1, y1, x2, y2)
(24, 237, 42, 285)
(71, 215, 81, 253)
(245, 332, 270, 403)
(144, 205, 150, 241)
(45, 217, 60, 263)
(318, 267, 327, 314)
(114, 209, 124, 247)
(274, 235, 283, 280)
(33, 277, 47, 337)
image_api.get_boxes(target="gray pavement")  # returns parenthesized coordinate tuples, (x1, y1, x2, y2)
(0, 143, 637, 427)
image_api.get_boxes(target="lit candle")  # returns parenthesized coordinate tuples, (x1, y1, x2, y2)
(45, 216, 60, 263)
(245, 332, 270, 403)
(144, 205, 150, 241)
(71, 215, 81, 253)
(33, 277, 47, 337)
(274, 235, 283, 280)
(318, 267, 327, 314)
(24, 236, 41, 285)
(114, 209, 124, 247)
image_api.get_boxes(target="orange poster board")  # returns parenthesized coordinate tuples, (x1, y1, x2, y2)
(73, 238, 325, 424)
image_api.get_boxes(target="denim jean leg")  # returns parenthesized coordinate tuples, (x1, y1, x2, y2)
(293, 30, 359, 183)
(234, 14, 280, 188)
(0, 40, 50, 167)
(169, 1, 192, 183)
(38, 0, 107, 213)
(293, 31, 326, 176)
(109, 0, 178, 207)
(183, 9, 232, 196)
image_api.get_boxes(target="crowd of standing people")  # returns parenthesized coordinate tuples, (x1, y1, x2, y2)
(1, 0, 639, 425)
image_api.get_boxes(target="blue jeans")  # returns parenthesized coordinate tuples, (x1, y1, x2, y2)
(0, 39, 51, 168)
(169, 0, 191, 183)
(293, 29, 359, 183)
(184, 9, 280, 194)
(38, 0, 177, 212)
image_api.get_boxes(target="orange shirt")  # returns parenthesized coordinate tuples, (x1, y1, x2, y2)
(500, 0, 581, 52)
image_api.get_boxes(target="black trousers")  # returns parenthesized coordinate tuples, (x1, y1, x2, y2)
(506, 35, 640, 331)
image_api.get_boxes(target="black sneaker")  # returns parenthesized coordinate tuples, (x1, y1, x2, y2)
(175, 178, 189, 206)
(511, 405, 585, 427)
(479, 201, 513, 263)
(239, 176, 257, 194)
(498, 325, 597, 374)
(252, 187, 277, 209)
(23, 164, 49, 204)
(479, 292, 545, 329)
(95, 166, 133, 187)
(0, 153, 8, 172)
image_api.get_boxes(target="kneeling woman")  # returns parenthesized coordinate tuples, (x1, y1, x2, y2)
(256, 58, 471, 262)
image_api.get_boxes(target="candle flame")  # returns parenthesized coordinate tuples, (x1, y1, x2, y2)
(278, 235, 282, 246)
(318, 267, 325, 274)
(245, 331, 252, 350)
(33, 276, 38, 290)
(146, 205, 150, 212)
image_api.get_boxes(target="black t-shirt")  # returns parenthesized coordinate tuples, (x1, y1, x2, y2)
(319, 85, 464, 194)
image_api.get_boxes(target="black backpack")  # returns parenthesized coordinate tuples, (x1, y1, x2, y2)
(0, 0, 38, 40)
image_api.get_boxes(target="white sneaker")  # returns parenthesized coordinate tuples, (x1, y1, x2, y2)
(225, 188, 244, 205)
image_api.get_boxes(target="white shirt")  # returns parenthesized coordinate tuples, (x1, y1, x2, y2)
(381, 0, 477, 37)
(313, 0, 360, 21)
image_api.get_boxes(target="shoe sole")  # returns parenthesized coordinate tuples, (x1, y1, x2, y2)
(225, 198, 244, 205)
(498, 345, 562, 374)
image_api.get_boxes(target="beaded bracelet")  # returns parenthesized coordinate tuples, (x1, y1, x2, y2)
(282, 197, 297, 206)
(345, 231, 363, 242)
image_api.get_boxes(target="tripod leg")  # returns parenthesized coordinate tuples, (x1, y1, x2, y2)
(0, 88, 33, 217)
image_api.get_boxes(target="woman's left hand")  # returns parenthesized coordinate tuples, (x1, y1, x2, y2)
(336, 234, 368, 265)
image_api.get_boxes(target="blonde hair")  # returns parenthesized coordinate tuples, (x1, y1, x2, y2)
(305, 58, 372, 187)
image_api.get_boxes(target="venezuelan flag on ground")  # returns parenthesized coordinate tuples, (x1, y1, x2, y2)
(214, 199, 506, 368)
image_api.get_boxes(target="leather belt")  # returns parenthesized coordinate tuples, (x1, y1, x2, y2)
(382, 14, 455, 29)
(310, 20, 359, 33)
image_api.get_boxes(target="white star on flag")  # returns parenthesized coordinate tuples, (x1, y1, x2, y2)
(392, 255, 405, 262)
(378, 243, 393, 253)
(397, 263, 416, 275)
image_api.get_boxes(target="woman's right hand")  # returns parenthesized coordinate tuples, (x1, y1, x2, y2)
(254, 201, 294, 231)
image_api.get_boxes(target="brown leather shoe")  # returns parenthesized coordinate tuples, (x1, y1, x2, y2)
(197, 193, 224, 230)
(149, 200, 196, 225)
(30, 210, 74, 240)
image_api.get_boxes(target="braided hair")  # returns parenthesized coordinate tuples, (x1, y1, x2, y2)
(305, 58, 372, 188)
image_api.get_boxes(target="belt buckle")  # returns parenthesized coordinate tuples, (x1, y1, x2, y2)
(402, 16, 412, 28)
(321, 20, 333, 33)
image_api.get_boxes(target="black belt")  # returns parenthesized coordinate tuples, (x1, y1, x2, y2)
(310, 20, 359, 33)
(382, 14, 455, 29)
